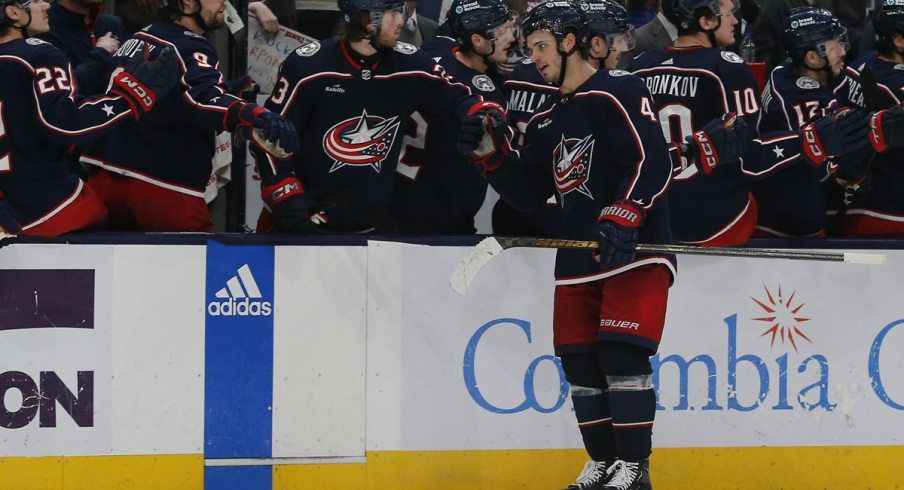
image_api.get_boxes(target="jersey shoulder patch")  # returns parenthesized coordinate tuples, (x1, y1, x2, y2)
(521, 57, 533, 65)
(183, 30, 204, 39)
(608, 69, 630, 77)
(472, 74, 496, 92)
(895, 64, 904, 71)
(796, 76, 820, 89)
(296, 41, 321, 57)
(25, 38, 49, 46)
(721, 51, 744, 64)
(394, 42, 418, 55)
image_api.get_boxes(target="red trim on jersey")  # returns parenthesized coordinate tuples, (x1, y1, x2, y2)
(21, 180, 107, 236)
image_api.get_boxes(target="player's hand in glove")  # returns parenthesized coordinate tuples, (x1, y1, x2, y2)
(112, 43, 179, 116)
(260, 174, 321, 233)
(681, 112, 748, 174)
(228, 102, 300, 158)
(457, 103, 512, 174)
(800, 108, 870, 165)
(868, 104, 904, 153)
(0, 193, 22, 248)
(225, 75, 261, 102)
(596, 200, 645, 270)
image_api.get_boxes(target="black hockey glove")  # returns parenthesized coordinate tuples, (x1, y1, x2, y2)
(596, 200, 645, 270)
(228, 102, 300, 159)
(261, 174, 321, 233)
(868, 104, 904, 153)
(801, 108, 870, 165)
(682, 113, 748, 174)
(225, 75, 261, 102)
(0, 192, 22, 248)
(112, 44, 179, 117)
(457, 103, 512, 174)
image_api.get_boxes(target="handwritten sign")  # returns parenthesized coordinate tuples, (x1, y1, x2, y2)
(247, 13, 317, 95)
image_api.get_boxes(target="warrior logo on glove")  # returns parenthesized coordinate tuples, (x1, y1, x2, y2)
(553, 134, 596, 201)
(323, 110, 401, 173)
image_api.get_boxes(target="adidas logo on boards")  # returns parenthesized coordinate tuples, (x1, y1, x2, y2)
(662, 58, 674, 65)
(207, 264, 273, 316)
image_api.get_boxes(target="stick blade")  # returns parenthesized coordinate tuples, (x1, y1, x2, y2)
(450, 237, 505, 295)
(843, 252, 886, 265)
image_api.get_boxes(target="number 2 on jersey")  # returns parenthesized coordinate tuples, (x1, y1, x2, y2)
(0, 101, 9, 172)
(396, 111, 428, 180)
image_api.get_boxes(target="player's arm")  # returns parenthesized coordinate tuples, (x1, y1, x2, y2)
(248, 53, 316, 233)
(457, 110, 555, 212)
(595, 84, 672, 269)
(29, 43, 177, 145)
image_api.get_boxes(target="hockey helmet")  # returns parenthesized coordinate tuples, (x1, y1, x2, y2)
(0, 0, 29, 25)
(449, 0, 518, 47)
(873, 0, 904, 51)
(781, 7, 848, 64)
(578, 0, 635, 52)
(521, 1, 585, 48)
(338, 0, 407, 25)
(663, 0, 738, 31)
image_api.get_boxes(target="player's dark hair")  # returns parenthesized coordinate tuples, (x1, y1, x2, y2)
(674, 6, 716, 37)
(336, 10, 372, 42)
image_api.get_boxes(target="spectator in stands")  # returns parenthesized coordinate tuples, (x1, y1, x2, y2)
(618, 0, 676, 69)
(399, 0, 439, 46)
(79, 0, 299, 232)
(37, 0, 128, 96)
(249, 1, 281, 34)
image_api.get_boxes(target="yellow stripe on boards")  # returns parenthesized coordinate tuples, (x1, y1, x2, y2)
(0, 455, 202, 490)
(274, 447, 904, 490)
(0, 457, 63, 490)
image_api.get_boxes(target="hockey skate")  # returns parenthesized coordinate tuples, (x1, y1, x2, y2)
(563, 460, 611, 490)
(601, 459, 651, 490)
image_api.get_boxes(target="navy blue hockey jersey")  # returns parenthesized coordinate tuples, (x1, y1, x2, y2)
(389, 36, 506, 235)
(835, 52, 904, 220)
(629, 46, 803, 243)
(754, 62, 840, 237)
(81, 22, 248, 197)
(260, 38, 484, 233)
(0, 38, 134, 225)
(494, 58, 563, 237)
(486, 69, 676, 283)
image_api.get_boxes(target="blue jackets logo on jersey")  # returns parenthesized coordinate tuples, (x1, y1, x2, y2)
(323, 110, 401, 172)
(553, 134, 595, 201)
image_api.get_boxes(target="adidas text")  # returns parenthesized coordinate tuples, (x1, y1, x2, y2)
(208, 297, 272, 316)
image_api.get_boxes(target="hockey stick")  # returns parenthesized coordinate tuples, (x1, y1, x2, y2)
(449, 237, 886, 295)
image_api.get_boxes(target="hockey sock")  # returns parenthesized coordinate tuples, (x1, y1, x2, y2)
(599, 342, 656, 462)
(560, 353, 618, 461)
(571, 384, 617, 462)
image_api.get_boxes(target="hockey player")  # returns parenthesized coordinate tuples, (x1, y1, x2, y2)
(754, 7, 863, 237)
(388, 0, 517, 235)
(493, 0, 636, 238)
(252, 0, 502, 234)
(0, 194, 18, 247)
(457, 2, 699, 488)
(79, 0, 299, 232)
(0, 0, 180, 237)
(834, 1, 904, 237)
(628, 0, 871, 246)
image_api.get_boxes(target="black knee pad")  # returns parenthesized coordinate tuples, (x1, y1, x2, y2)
(559, 352, 606, 389)
(598, 342, 653, 377)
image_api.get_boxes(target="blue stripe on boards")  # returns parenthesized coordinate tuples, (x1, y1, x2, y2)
(205, 466, 272, 490)
(204, 241, 274, 459)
